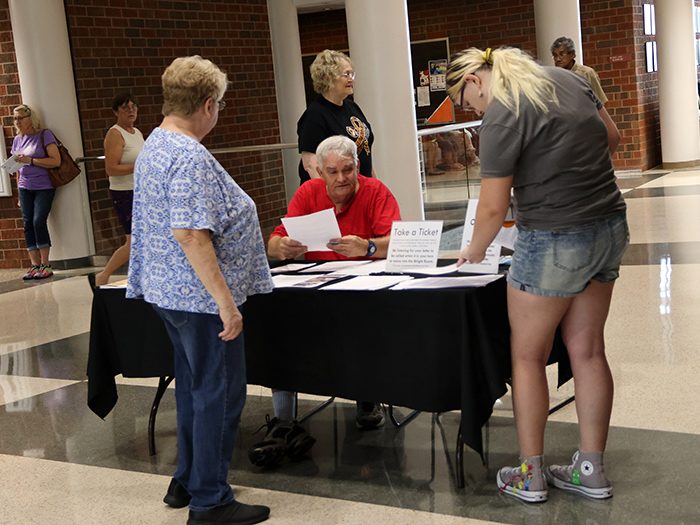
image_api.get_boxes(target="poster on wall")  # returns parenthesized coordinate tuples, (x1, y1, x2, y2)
(419, 70, 429, 86)
(429, 59, 447, 91)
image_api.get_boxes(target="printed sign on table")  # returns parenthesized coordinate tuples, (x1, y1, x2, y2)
(459, 200, 501, 274)
(386, 220, 443, 272)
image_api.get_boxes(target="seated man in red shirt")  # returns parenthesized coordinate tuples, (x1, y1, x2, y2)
(268, 135, 400, 261)
(249, 135, 402, 468)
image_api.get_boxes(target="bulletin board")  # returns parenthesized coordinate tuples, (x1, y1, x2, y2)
(411, 38, 453, 125)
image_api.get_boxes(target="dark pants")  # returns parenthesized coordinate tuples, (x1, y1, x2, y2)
(19, 188, 56, 251)
(153, 306, 247, 511)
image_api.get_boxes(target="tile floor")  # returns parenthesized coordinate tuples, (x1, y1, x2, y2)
(1, 169, 700, 524)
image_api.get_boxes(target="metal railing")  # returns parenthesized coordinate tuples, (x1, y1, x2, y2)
(75, 142, 298, 165)
(416, 120, 482, 137)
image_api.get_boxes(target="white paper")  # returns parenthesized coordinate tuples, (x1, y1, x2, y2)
(456, 243, 500, 274)
(460, 200, 501, 274)
(101, 279, 128, 289)
(272, 274, 321, 288)
(281, 208, 342, 252)
(326, 259, 386, 277)
(390, 274, 503, 290)
(269, 263, 318, 274)
(494, 225, 517, 250)
(291, 275, 347, 288)
(272, 274, 347, 288)
(406, 263, 458, 275)
(461, 198, 517, 250)
(386, 220, 443, 272)
(299, 259, 373, 273)
(320, 275, 412, 291)
(417, 86, 430, 107)
(1, 154, 24, 174)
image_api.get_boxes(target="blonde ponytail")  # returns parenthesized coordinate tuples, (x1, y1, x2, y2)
(446, 46, 558, 118)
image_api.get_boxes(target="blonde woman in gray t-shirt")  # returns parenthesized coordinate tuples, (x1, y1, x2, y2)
(92, 93, 145, 288)
(446, 47, 628, 504)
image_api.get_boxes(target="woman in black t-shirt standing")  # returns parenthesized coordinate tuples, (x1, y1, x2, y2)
(297, 49, 375, 183)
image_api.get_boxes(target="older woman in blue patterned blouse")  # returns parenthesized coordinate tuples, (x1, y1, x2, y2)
(126, 56, 273, 525)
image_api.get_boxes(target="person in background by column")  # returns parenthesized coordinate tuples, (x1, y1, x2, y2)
(551, 36, 609, 105)
(127, 56, 273, 525)
(91, 93, 145, 288)
(297, 49, 376, 183)
(447, 46, 627, 503)
(11, 104, 61, 280)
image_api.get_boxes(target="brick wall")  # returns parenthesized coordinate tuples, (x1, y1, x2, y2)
(0, 0, 25, 269)
(580, 0, 660, 172)
(0, 0, 288, 269)
(65, 0, 287, 253)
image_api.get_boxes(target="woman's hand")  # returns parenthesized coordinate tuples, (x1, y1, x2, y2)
(218, 303, 243, 341)
(15, 154, 31, 165)
(457, 244, 486, 267)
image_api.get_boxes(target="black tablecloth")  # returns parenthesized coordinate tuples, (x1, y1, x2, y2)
(243, 276, 570, 459)
(87, 288, 174, 418)
(87, 275, 571, 459)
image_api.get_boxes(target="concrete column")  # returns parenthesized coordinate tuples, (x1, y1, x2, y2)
(345, 0, 424, 220)
(9, 0, 94, 265)
(268, 0, 307, 201)
(534, 0, 582, 65)
(656, 0, 700, 167)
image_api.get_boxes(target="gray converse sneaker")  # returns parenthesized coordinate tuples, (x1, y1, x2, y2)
(546, 450, 612, 499)
(496, 455, 548, 503)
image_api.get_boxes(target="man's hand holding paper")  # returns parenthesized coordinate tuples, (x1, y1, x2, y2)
(280, 208, 342, 253)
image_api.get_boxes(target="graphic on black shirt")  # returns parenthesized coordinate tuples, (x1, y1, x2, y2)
(346, 116, 371, 155)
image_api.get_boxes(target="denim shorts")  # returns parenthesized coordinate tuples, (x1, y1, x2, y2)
(507, 211, 629, 298)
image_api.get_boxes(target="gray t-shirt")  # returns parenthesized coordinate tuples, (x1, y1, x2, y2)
(479, 66, 625, 230)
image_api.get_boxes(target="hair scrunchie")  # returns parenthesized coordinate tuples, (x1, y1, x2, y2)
(483, 48, 493, 65)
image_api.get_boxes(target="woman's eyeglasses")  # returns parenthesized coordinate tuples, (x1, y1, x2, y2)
(13, 116, 28, 121)
(455, 84, 468, 111)
(217, 100, 226, 110)
(119, 104, 139, 111)
(340, 72, 356, 80)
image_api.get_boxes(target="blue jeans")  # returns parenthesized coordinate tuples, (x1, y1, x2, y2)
(19, 188, 56, 251)
(153, 306, 247, 511)
(508, 211, 629, 298)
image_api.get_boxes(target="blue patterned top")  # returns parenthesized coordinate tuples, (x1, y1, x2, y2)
(126, 127, 273, 314)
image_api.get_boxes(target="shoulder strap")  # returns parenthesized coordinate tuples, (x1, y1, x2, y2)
(40, 129, 62, 152)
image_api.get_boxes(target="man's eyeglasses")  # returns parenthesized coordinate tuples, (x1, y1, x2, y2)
(340, 72, 355, 80)
(217, 100, 226, 110)
(119, 104, 139, 111)
(552, 51, 572, 59)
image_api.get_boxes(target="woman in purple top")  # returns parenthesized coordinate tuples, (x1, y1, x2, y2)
(11, 104, 61, 280)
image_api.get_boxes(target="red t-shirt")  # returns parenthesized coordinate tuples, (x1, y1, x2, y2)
(270, 175, 401, 260)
